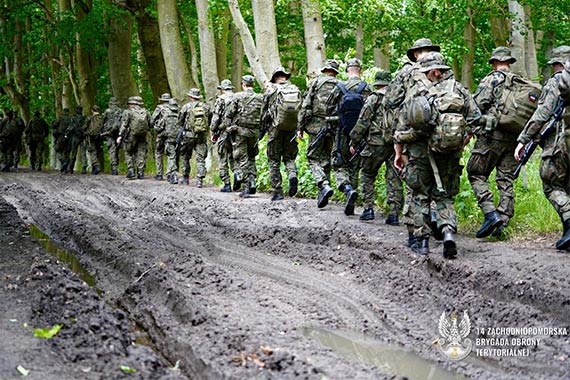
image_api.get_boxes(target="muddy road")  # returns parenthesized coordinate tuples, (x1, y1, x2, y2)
(1, 170, 569, 380)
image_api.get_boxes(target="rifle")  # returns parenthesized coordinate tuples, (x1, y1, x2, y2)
(349, 139, 367, 163)
(175, 128, 184, 153)
(514, 99, 566, 179)
(257, 119, 270, 143)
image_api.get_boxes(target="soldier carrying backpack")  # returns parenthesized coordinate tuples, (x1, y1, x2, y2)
(117, 96, 151, 179)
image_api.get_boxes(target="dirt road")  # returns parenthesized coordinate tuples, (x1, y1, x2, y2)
(1, 171, 569, 379)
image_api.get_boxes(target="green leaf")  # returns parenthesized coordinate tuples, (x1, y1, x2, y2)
(120, 365, 137, 374)
(32, 324, 62, 339)
(16, 365, 30, 376)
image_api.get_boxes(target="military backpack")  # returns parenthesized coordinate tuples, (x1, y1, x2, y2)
(85, 114, 102, 137)
(428, 78, 467, 153)
(239, 92, 263, 128)
(312, 77, 338, 117)
(337, 81, 367, 135)
(496, 72, 541, 134)
(190, 104, 208, 133)
(271, 83, 302, 131)
(129, 108, 149, 138)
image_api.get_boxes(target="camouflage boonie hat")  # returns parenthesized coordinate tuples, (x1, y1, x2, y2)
(270, 66, 291, 83)
(108, 97, 119, 106)
(241, 75, 255, 86)
(159, 93, 172, 102)
(346, 58, 362, 69)
(547, 46, 570, 65)
(373, 70, 391, 86)
(220, 79, 235, 90)
(407, 38, 441, 62)
(127, 96, 144, 105)
(92, 105, 100, 113)
(168, 99, 179, 111)
(321, 59, 340, 73)
(186, 88, 202, 99)
(418, 52, 451, 73)
(488, 46, 516, 64)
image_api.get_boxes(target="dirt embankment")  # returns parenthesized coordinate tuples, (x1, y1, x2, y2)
(1, 171, 569, 380)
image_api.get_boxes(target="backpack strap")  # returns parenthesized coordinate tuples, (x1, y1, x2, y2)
(336, 83, 349, 96)
(355, 81, 367, 95)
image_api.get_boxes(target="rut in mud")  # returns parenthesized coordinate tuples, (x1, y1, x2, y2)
(1, 170, 569, 380)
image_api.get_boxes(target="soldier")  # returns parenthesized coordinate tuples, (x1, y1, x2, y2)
(162, 99, 180, 184)
(210, 79, 236, 191)
(101, 98, 123, 175)
(385, 38, 441, 247)
(52, 108, 73, 172)
(349, 70, 403, 224)
(0, 110, 22, 172)
(83, 105, 103, 174)
(261, 67, 301, 201)
(224, 75, 264, 198)
(178, 88, 211, 186)
(25, 111, 49, 171)
(117, 96, 151, 179)
(152, 93, 172, 180)
(467, 47, 520, 239)
(515, 46, 570, 251)
(297, 59, 340, 208)
(394, 52, 480, 257)
(66, 105, 85, 174)
(325, 58, 371, 215)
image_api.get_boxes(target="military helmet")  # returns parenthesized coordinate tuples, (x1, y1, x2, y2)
(407, 38, 441, 62)
(270, 66, 291, 83)
(127, 96, 143, 105)
(108, 97, 119, 106)
(62, 108, 70, 114)
(220, 79, 235, 90)
(373, 70, 391, 86)
(92, 105, 100, 113)
(159, 93, 172, 102)
(241, 75, 255, 86)
(186, 88, 202, 99)
(346, 58, 362, 69)
(418, 52, 451, 73)
(405, 96, 432, 129)
(168, 98, 179, 111)
(547, 45, 570, 65)
(488, 46, 516, 64)
(321, 59, 340, 74)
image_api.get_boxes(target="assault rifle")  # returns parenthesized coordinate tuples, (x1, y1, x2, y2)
(307, 116, 338, 152)
(175, 128, 184, 153)
(257, 119, 270, 143)
(349, 139, 367, 163)
(514, 99, 566, 179)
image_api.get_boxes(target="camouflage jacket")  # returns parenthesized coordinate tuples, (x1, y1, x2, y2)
(178, 100, 211, 138)
(224, 89, 262, 130)
(209, 93, 233, 135)
(151, 104, 169, 134)
(26, 116, 50, 143)
(298, 74, 339, 131)
(101, 106, 123, 137)
(118, 106, 151, 139)
(350, 88, 394, 146)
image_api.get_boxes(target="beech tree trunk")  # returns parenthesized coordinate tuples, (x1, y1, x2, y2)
(541, 31, 555, 81)
(179, 15, 201, 88)
(301, 0, 326, 77)
(230, 23, 244, 92)
(108, 10, 139, 105)
(508, 0, 527, 77)
(73, 0, 97, 112)
(373, 46, 390, 70)
(523, 6, 538, 80)
(214, 6, 230, 82)
(355, 21, 364, 61)
(195, 0, 219, 103)
(251, 0, 281, 76)
(461, 5, 475, 90)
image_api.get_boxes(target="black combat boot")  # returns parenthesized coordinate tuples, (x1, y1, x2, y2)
(239, 186, 250, 199)
(169, 174, 179, 185)
(385, 215, 399, 226)
(431, 210, 443, 240)
(492, 224, 506, 239)
(137, 172, 144, 179)
(288, 177, 298, 197)
(360, 208, 374, 221)
(126, 170, 136, 180)
(406, 232, 417, 248)
(37, 164, 42, 171)
(442, 226, 457, 259)
(317, 184, 333, 208)
(220, 183, 232, 192)
(196, 178, 203, 188)
(92, 165, 101, 175)
(343, 184, 358, 216)
(154, 174, 163, 181)
(476, 210, 503, 238)
(111, 168, 118, 176)
(249, 179, 257, 195)
(271, 192, 284, 201)
(556, 219, 570, 250)
(60, 160, 68, 173)
(81, 166, 87, 174)
(233, 173, 241, 192)
(180, 176, 189, 185)
(411, 238, 429, 255)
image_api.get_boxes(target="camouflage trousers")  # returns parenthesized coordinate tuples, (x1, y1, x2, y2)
(305, 120, 333, 187)
(86, 136, 100, 169)
(360, 143, 403, 216)
(106, 136, 119, 171)
(467, 136, 518, 224)
(232, 128, 258, 188)
(80, 140, 88, 170)
(155, 134, 167, 176)
(267, 129, 298, 194)
(27, 140, 47, 169)
(164, 139, 178, 178)
(67, 135, 83, 172)
(405, 143, 462, 239)
(124, 135, 148, 175)
(217, 132, 235, 185)
(332, 128, 359, 190)
(540, 136, 570, 223)
(181, 133, 208, 178)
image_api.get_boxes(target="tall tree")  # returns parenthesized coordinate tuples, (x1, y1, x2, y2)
(230, 23, 244, 91)
(461, 3, 476, 89)
(251, 0, 281, 76)
(73, 0, 98, 112)
(195, 0, 219, 103)
(301, 0, 326, 76)
(508, 0, 528, 76)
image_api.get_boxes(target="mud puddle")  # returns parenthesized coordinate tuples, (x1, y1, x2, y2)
(303, 326, 466, 380)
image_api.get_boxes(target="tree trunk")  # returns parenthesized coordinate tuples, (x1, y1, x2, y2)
(195, 0, 219, 103)
(461, 5, 475, 90)
(179, 16, 201, 89)
(490, 15, 509, 47)
(73, 0, 97, 113)
(355, 21, 364, 61)
(157, 0, 193, 101)
(301, 0, 326, 77)
(227, 0, 268, 87)
(373, 44, 390, 70)
(58, 0, 73, 109)
(541, 30, 555, 82)
(230, 23, 244, 92)
(523, 5, 538, 80)
(214, 6, 230, 82)
(251, 0, 281, 76)
(108, 10, 139, 105)
(508, 0, 527, 77)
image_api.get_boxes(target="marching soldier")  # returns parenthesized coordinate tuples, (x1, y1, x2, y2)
(152, 93, 172, 180)
(117, 96, 151, 179)
(211, 80, 236, 191)
(101, 98, 123, 175)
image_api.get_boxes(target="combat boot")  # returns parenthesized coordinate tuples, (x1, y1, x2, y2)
(431, 210, 443, 240)
(239, 186, 250, 199)
(126, 170, 136, 180)
(385, 215, 399, 226)
(411, 238, 429, 255)
(442, 227, 457, 259)
(249, 179, 257, 195)
(288, 177, 298, 197)
(59, 160, 68, 173)
(81, 166, 87, 174)
(360, 208, 374, 221)
(111, 168, 118, 176)
(37, 164, 42, 171)
(492, 224, 506, 239)
(476, 210, 503, 238)
(406, 232, 417, 248)
(154, 174, 163, 181)
(181, 176, 189, 185)
(169, 174, 178, 185)
(196, 178, 203, 188)
(271, 192, 284, 201)
(233, 173, 241, 192)
(317, 184, 333, 208)
(92, 165, 101, 175)
(343, 184, 358, 216)
(220, 183, 232, 192)
(137, 172, 144, 179)
(556, 219, 570, 250)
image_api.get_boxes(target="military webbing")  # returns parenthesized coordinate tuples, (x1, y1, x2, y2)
(428, 151, 446, 194)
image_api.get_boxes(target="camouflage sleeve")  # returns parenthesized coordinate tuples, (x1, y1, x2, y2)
(146, 111, 152, 131)
(350, 94, 376, 144)
(177, 104, 187, 129)
(151, 107, 161, 126)
(298, 78, 317, 129)
(462, 87, 482, 134)
(261, 87, 276, 124)
(325, 86, 340, 117)
(383, 67, 409, 109)
(223, 97, 238, 127)
(518, 77, 559, 144)
(119, 110, 131, 137)
(473, 72, 504, 117)
(209, 98, 223, 132)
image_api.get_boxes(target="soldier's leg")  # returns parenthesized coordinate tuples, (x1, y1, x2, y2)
(194, 136, 208, 181)
(540, 150, 570, 247)
(307, 131, 332, 187)
(135, 139, 148, 177)
(232, 134, 247, 185)
(435, 155, 461, 233)
(495, 145, 518, 224)
(124, 141, 135, 175)
(28, 142, 36, 170)
(386, 154, 404, 219)
(267, 137, 283, 197)
(165, 141, 178, 183)
(332, 132, 350, 190)
(68, 138, 80, 173)
(283, 130, 298, 181)
(107, 137, 119, 174)
(217, 136, 231, 186)
(359, 149, 382, 211)
(467, 138, 501, 215)
(80, 140, 88, 172)
(155, 136, 165, 177)
(248, 135, 259, 183)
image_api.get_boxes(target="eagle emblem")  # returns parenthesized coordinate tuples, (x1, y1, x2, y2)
(437, 310, 472, 361)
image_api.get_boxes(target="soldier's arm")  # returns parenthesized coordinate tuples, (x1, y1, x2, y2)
(118, 111, 131, 137)
(325, 86, 340, 117)
(177, 105, 187, 130)
(463, 88, 482, 135)
(223, 97, 237, 128)
(298, 79, 317, 130)
(209, 99, 223, 132)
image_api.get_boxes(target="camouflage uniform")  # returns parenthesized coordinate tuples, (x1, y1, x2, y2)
(118, 96, 151, 178)
(161, 100, 180, 184)
(25, 112, 49, 170)
(101, 98, 123, 175)
(211, 80, 236, 188)
(0, 111, 23, 171)
(52, 108, 74, 171)
(152, 93, 172, 179)
(517, 46, 570, 250)
(83, 105, 103, 174)
(467, 47, 520, 235)
(349, 71, 403, 222)
(224, 75, 263, 196)
(178, 89, 211, 184)
(66, 106, 86, 174)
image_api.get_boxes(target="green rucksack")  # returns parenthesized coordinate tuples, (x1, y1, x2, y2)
(312, 77, 338, 118)
(239, 92, 263, 127)
(496, 72, 542, 134)
(428, 78, 467, 153)
(190, 105, 207, 133)
(129, 108, 149, 138)
(271, 83, 302, 131)
(85, 114, 102, 137)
